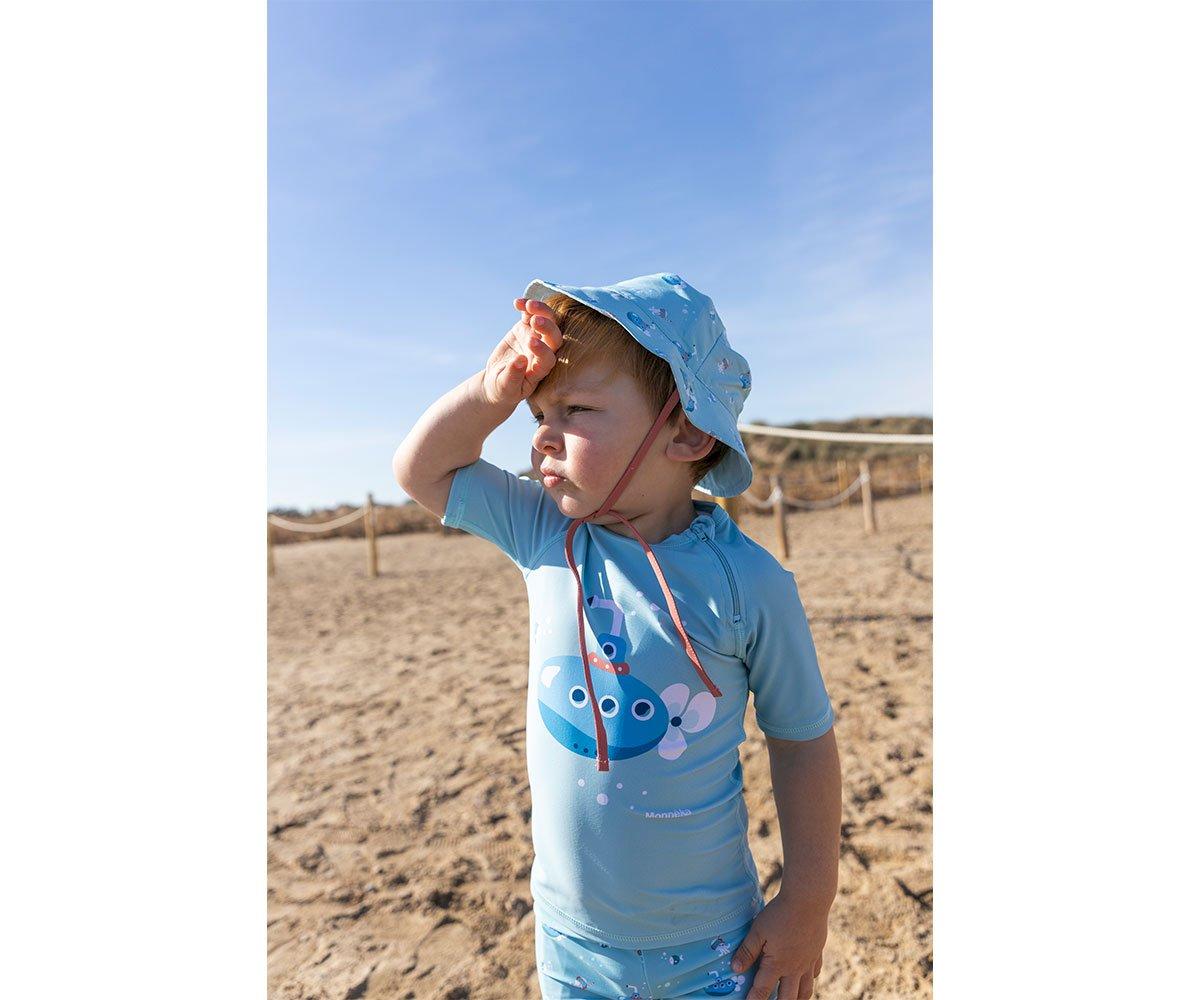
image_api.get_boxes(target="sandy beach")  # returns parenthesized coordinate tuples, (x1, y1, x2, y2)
(268, 491, 932, 999)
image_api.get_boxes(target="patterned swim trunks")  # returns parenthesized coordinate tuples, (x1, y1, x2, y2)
(534, 913, 779, 1000)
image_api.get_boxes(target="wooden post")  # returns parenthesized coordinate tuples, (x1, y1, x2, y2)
(267, 517, 275, 578)
(859, 460, 876, 534)
(837, 459, 849, 509)
(365, 493, 379, 578)
(715, 495, 740, 526)
(918, 453, 930, 495)
(770, 473, 790, 560)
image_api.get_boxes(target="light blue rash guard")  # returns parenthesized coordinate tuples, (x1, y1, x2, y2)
(441, 457, 835, 948)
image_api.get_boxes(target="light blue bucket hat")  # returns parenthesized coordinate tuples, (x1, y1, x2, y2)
(522, 272, 753, 497)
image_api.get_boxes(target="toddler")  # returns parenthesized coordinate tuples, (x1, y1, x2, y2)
(394, 274, 841, 1000)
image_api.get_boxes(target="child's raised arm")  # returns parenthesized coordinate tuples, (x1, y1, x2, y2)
(392, 297, 562, 518)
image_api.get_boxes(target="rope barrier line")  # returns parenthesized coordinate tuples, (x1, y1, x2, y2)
(268, 508, 365, 533)
(738, 423, 934, 445)
(783, 476, 864, 510)
(268, 494, 380, 578)
(740, 476, 864, 512)
(737, 474, 928, 513)
(740, 484, 786, 512)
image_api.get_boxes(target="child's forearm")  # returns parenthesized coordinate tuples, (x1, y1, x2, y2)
(393, 369, 514, 492)
(766, 730, 842, 904)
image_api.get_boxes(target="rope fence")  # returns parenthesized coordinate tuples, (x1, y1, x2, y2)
(267, 431, 932, 575)
(712, 425, 934, 559)
(268, 507, 365, 533)
(742, 476, 866, 512)
(737, 422, 934, 445)
(268, 494, 379, 579)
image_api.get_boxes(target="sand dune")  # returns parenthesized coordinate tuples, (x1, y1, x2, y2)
(268, 492, 932, 999)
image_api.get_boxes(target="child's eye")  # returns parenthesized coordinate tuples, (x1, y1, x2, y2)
(530, 406, 589, 423)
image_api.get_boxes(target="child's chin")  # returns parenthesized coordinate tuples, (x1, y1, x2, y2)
(552, 495, 592, 519)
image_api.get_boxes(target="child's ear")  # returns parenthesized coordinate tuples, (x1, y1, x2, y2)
(664, 415, 716, 464)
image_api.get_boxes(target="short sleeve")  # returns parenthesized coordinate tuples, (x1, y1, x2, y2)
(440, 457, 569, 574)
(743, 568, 835, 740)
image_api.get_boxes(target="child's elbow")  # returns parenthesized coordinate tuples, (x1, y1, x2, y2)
(392, 444, 413, 491)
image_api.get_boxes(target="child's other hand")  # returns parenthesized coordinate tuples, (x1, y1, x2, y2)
(480, 298, 564, 407)
(731, 888, 830, 1000)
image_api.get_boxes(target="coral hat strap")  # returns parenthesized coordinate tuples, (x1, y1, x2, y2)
(602, 507, 723, 700)
(562, 389, 721, 773)
(564, 517, 610, 770)
(588, 389, 682, 521)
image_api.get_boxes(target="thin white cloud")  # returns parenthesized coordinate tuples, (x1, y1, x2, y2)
(277, 57, 443, 132)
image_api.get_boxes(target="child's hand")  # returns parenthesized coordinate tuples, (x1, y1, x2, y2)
(730, 888, 830, 1000)
(480, 298, 564, 408)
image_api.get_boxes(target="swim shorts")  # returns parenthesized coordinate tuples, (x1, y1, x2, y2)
(534, 912, 780, 999)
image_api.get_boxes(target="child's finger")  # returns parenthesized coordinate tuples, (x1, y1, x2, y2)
(523, 299, 556, 324)
(529, 315, 562, 351)
(517, 315, 558, 355)
(497, 352, 527, 399)
(525, 333, 557, 377)
(517, 296, 548, 316)
(732, 930, 764, 973)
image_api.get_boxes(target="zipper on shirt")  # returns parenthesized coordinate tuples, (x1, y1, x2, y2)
(702, 535, 742, 626)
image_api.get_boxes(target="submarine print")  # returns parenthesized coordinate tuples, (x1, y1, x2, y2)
(537, 595, 716, 762)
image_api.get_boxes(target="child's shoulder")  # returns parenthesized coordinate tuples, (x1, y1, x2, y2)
(711, 515, 799, 595)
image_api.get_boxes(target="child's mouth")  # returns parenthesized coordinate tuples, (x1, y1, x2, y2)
(542, 474, 565, 488)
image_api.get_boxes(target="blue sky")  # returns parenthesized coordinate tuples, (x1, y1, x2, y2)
(269, 0, 930, 509)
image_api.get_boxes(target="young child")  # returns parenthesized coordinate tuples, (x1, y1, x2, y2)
(393, 274, 841, 1000)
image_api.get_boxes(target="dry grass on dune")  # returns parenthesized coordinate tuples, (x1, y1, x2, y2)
(268, 490, 932, 999)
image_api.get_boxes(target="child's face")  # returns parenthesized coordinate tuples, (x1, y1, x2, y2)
(526, 362, 688, 523)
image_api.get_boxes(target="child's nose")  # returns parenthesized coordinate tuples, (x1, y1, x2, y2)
(533, 423, 561, 454)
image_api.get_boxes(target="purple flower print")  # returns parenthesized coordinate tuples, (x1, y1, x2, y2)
(658, 683, 717, 760)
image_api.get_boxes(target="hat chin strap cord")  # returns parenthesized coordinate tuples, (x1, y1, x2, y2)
(562, 387, 724, 772)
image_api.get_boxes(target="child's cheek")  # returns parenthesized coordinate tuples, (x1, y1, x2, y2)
(563, 435, 610, 490)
